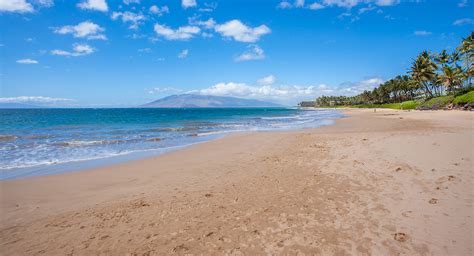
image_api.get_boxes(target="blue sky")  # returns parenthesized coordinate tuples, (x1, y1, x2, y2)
(1, 0, 473, 106)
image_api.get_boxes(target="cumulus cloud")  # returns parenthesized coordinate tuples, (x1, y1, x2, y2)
(308, 2, 325, 10)
(123, 0, 139, 4)
(215, 20, 270, 43)
(77, 0, 108, 12)
(16, 58, 38, 64)
(149, 5, 169, 16)
(154, 23, 200, 40)
(188, 77, 384, 105)
(111, 11, 145, 29)
(374, 0, 399, 6)
(278, 0, 400, 10)
(453, 18, 474, 26)
(54, 21, 106, 40)
(182, 0, 197, 8)
(257, 75, 277, 86)
(235, 45, 265, 62)
(414, 30, 432, 36)
(178, 49, 189, 58)
(189, 17, 216, 29)
(277, 1, 292, 9)
(51, 44, 95, 57)
(323, 0, 399, 8)
(0, 96, 74, 104)
(0, 0, 33, 12)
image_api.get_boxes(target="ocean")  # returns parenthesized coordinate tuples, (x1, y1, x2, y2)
(0, 108, 342, 180)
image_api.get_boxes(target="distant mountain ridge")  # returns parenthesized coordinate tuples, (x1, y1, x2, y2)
(141, 94, 282, 108)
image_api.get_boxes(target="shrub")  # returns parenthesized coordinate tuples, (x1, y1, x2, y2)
(454, 86, 474, 97)
(419, 96, 454, 110)
(453, 91, 474, 105)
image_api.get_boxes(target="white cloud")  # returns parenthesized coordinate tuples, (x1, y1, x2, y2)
(374, 0, 399, 6)
(458, 0, 468, 7)
(123, 0, 139, 4)
(277, 1, 293, 9)
(178, 49, 189, 58)
(0, 0, 33, 12)
(189, 77, 384, 105)
(182, 0, 196, 8)
(111, 11, 145, 29)
(322, 0, 360, 8)
(35, 0, 54, 7)
(215, 20, 271, 43)
(154, 23, 200, 40)
(295, 0, 305, 7)
(54, 21, 106, 40)
(51, 44, 95, 57)
(0, 96, 73, 104)
(77, 0, 108, 12)
(308, 2, 325, 10)
(149, 5, 169, 16)
(358, 5, 375, 14)
(453, 18, 474, 26)
(235, 45, 265, 62)
(414, 30, 432, 36)
(280, 0, 400, 10)
(189, 17, 216, 29)
(16, 58, 38, 64)
(257, 75, 277, 85)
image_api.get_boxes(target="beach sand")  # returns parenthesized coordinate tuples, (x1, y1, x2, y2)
(1, 109, 473, 255)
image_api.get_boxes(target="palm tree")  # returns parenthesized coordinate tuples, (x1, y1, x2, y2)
(439, 66, 463, 93)
(457, 32, 473, 86)
(410, 51, 437, 97)
(435, 50, 450, 68)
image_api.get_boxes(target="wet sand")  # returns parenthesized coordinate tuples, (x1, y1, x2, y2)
(1, 109, 473, 255)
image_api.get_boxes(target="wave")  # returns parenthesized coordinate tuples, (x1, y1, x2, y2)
(147, 127, 197, 132)
(53, 140, 122, 147)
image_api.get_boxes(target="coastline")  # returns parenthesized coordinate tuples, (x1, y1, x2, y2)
(0, 108, 342, 180)
(1, 109, 472, 255)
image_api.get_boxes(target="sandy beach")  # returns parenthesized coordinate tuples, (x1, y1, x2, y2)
(0, 109, 473, 255)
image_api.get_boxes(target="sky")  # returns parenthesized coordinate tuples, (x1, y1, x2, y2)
(0, 0, 473, 107)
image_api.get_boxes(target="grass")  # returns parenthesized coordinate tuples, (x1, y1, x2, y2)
(315, 100, 419, 110)
(453, 91, 474, 105)
(419, 95, 454, 109)
(314, 91, 474, 110)
(351, 100, 419, 110)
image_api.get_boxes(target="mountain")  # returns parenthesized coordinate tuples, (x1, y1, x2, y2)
(0, 103, 45, 109)
(140, 94, 282, 108)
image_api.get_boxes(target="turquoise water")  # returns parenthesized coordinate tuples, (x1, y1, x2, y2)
(0, 108, 342, 179)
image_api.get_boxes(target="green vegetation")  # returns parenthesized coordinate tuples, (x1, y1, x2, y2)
(419, 95, 454, 109)
(453, 91, 474, 105)
(308, 32, 473, 110)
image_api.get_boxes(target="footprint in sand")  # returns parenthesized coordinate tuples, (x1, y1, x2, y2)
(429, 198, 438, 204)
(394, 232, 408, 242)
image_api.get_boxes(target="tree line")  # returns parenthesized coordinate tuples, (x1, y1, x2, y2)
(314, 32, 473, 107)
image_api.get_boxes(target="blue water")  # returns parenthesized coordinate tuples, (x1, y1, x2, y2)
(0, 108, 342, 179)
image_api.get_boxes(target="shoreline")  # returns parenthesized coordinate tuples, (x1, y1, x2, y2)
(1, 109, 472, 255)
(1, 108, 342, 180)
